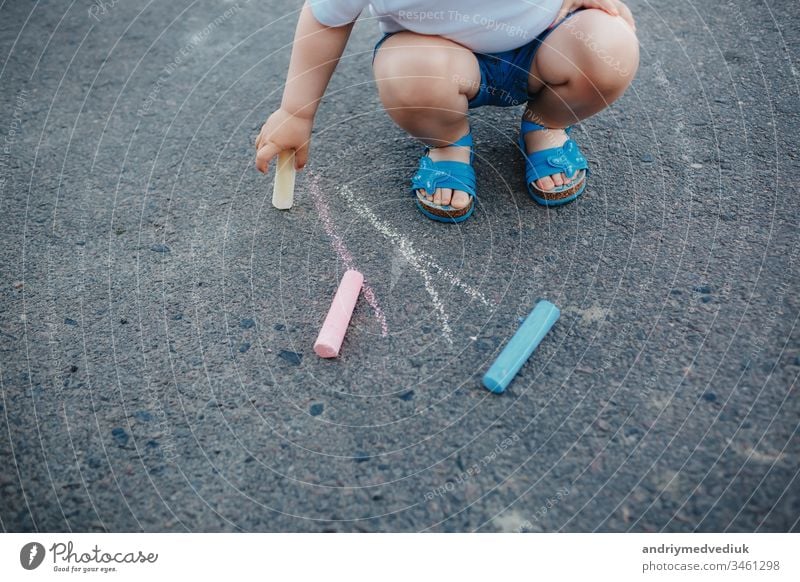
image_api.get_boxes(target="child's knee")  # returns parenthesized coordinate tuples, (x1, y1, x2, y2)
(375, 49, 457, 108)
(567, 9, 640, 94)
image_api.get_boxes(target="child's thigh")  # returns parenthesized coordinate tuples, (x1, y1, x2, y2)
(373, 32, 480, 98)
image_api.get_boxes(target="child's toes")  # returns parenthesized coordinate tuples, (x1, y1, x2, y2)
(551, 173, 564, 187)
(439, 188, 453, 206)
(451, 190, 470, 209)
(536, 176, 556, 191)
(418, 189, 432, 202)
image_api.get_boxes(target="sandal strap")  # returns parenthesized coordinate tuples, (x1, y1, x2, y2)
(521, 120, 574, 137)
(423, 131, 473, 156)
(411, 157, 476, 197)
(449, 132, 473, 148)
(521, 120, 546, 135)
(521, 139, 588, 184)
(519, 119, 585, 183)
(412, 130, 476, 197)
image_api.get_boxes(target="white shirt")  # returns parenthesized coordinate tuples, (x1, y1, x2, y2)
(308, 0, 563, 53)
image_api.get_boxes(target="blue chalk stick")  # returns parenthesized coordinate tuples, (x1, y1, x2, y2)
(482, 300, 560, 393)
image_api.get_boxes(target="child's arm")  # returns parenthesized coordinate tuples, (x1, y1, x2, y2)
(255, 3, 355, 174)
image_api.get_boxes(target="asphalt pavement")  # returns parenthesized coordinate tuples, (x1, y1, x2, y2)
(1, 0, 799, 532)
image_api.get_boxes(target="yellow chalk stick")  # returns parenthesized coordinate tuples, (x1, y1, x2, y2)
(272, 150, 295, 210)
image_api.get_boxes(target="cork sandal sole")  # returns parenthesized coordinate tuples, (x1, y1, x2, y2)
(529, 170, 587, 206)
(415, 192, 475, 223)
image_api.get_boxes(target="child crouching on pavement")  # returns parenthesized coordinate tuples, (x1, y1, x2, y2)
(256, 0, 639, 223)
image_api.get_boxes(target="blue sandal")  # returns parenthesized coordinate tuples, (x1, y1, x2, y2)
(411, 132, 476, 223)
(519, 120, 589, 206)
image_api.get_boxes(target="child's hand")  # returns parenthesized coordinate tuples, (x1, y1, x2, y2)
(552, 0, 635, 31)
(255, 5, 354, 174)
(254, 108, 313, 173)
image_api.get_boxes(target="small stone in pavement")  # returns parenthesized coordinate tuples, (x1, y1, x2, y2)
(111, 427, 129, 447)
(134, 411, 153, 422)
(279, 350, 302, 365)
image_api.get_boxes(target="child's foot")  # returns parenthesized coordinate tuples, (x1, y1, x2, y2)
(416, 144, 472, 209)
(523, 127, 579, 191)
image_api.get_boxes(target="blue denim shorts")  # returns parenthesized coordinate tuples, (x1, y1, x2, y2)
(373, 12, 577, 109)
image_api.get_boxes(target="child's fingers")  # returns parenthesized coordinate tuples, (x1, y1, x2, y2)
(588, 0, 620, 16)
(551, 0, 620, 28)
(255, 142, 281, 174)
(294, 143, 309, 170)
(254, 125, 270, 150)
(614, 1, 636, 30)
(549, 1, 572, 27)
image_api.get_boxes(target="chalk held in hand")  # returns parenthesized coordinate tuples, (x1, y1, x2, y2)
(272, 149, 296, 210)
(314, 269, 364, 358)
(482, 300, 560, 394)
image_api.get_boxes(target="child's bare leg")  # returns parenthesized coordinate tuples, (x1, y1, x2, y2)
(373, 32, 481, 209)
(525, 9, 640, 191)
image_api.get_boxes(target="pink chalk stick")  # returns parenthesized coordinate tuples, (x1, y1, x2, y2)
(314, 269, 364, 358)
